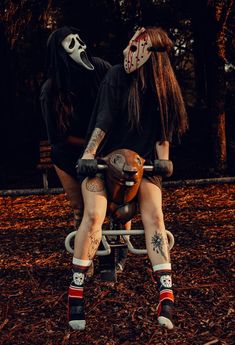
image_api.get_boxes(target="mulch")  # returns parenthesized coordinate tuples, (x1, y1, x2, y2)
(0, 183, 234, 345)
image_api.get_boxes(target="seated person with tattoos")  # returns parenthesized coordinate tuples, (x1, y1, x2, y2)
(40, 27, 111, 230)
(68, 27, 188, 331)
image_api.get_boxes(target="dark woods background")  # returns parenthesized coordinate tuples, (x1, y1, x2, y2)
(0, 0, 234, 188)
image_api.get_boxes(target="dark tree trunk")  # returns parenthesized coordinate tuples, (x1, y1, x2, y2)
(192, 0, 233, 172)
(205, 0, 233, 172)
(206, 52, 227, 171)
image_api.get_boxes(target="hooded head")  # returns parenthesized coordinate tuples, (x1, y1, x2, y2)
(46, 26, 94, 91)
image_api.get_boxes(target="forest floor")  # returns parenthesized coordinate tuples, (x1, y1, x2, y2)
(0, 183, 234, 345)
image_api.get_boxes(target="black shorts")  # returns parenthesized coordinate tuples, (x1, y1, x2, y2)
(143, 174, 162, 190)
(51, 142, 83, 178)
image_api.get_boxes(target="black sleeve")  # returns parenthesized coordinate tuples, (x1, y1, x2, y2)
(87, 67, 121, 139)
(93, 81, 118, 133)
(40, 79, 59, 144)
(92, 57, 112, 78)
(157, 109, 177, 144)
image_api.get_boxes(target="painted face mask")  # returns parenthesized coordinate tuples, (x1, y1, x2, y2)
(123, 27, 152, 74)
(61, 33, 94, 70)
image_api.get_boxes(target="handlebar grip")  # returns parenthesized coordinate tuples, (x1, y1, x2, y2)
(76, 159, 99, 177)
(153, 159, 173, 177)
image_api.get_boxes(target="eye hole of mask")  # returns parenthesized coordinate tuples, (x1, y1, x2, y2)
(76, 36, 85, 46)
(68, 38, 75, 49)
(130, 45, 137, 52)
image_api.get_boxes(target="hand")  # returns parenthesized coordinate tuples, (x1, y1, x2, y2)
(76, 158, 98, 177)
(153, 159, 173, 177)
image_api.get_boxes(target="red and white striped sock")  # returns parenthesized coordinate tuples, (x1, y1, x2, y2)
(68, 258, 92, 331)
(153, 263, 174, 330)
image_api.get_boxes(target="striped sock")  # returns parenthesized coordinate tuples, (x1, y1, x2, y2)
(68, 258, 91, 330)
(153, 263, 174, 330)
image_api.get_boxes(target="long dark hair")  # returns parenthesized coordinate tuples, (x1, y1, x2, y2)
(46, 26, 80, 133)
(128, 27, 188, 139)
(55, 91, 74, 133)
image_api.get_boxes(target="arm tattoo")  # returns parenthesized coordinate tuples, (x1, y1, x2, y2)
(84, 128, 105, 155)
(151, 233, 170, 261)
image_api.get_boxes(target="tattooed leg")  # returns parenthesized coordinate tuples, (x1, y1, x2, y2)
(139, 179, 174, 329)
(139, 179, 170, 266)
(86, 176, 105, 193)
(151, 232, 170, 262)
(67, 170, 106, 331)
(73, 176, 107, 260)
(87, 229, 102, 260)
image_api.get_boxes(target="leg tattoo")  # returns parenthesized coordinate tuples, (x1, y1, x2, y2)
(151, 233, 169, 261)
(86, 178, 104, 192)
(88, 229, 101, 260)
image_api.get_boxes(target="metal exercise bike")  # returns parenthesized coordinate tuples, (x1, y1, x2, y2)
(65, 149, 174, 281)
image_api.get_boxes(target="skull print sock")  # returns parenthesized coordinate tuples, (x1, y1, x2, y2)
(68, 257, 92, 330)
(153, 263, 174, 330)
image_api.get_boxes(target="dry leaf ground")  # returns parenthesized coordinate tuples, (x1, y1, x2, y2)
(0, 183, 234, 345)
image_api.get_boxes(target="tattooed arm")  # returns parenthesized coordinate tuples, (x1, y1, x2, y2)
(82, 128, 106, 159)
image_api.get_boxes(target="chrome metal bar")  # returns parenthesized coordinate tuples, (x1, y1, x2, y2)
(65, 229, 174, 255)
(122, 235, 147, 254)
(64, 230, 76, 254)
(65, 232, 112, 256)
(102, 230, 144, 235)
(96, 236, 111, 256)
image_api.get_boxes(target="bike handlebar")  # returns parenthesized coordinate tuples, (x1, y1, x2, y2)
(96, 163, 156, 172)
(76, 159, 173, 178)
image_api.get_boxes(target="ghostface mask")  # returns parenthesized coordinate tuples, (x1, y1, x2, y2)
(61, 33, 94, 70)
(123, 27, 152, 74)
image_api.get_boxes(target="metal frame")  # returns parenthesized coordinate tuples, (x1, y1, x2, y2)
(64, 229, 174, 255)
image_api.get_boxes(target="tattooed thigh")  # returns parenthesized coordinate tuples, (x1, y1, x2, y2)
(86, 177, 104, 192)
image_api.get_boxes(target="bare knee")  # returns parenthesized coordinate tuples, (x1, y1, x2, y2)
(142, 209, 165, 229)
(83, 208, 105, 229)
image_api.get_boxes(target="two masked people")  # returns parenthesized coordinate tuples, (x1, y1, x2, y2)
(66, 27, 188, 331)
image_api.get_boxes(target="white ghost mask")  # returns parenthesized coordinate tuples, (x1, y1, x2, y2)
(61, 33, 94, 70)
(123, 27, 152, 74)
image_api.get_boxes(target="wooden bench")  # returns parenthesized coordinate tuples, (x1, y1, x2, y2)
(37, 140, 53, 189)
